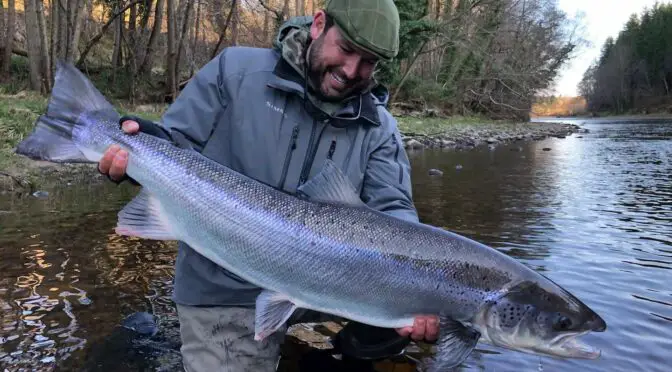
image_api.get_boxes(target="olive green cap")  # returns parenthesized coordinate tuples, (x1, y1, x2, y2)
(325, 0, 400, 61)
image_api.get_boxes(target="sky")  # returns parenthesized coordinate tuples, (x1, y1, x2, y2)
(554, 0, 665, 96)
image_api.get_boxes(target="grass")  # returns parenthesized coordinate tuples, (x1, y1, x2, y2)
(0, 88, 47, 170)
(396, 115, 515, 135)
(0, 85, 164, 174)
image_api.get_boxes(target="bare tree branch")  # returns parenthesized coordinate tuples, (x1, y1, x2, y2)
(76, 0, 145, 67)
(259, 0, 283, 20)
(210, 0, 238, 59)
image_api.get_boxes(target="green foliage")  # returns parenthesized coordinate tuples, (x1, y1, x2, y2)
(0, 87, 47, 169)
(580, 3, 672, 113)
(376, 0, 439, 86)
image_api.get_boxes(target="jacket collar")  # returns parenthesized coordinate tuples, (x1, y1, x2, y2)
(267, 55, 382, 127)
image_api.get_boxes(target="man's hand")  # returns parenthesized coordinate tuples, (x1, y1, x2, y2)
(396, 315, 439, 342)
(98, 120, 140, 181)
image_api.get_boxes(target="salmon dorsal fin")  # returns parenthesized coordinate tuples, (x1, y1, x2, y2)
(296, 159, 365, 207)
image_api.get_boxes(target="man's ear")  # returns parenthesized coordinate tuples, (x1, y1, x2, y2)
(310, 10, 327, 40)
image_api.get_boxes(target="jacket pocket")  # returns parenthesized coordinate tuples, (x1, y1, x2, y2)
(327, 139, 337, 160)
(278, 125, 300, 188)
(391, 134, 403, 184)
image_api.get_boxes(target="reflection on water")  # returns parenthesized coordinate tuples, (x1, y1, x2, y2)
(1, 117, 671, 371)
(409, 117, 672, 371)
(0, 184, 176, 370)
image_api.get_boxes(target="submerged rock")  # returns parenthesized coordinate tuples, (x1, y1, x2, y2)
(80, 312, 181, 372)
(32, 191, 49, 199)
(405, 139, 424, 149)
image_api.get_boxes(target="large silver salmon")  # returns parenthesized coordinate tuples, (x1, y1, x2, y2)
(15, 62, 606, 370)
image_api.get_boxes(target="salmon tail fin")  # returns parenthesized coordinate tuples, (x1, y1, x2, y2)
(15, 60, 119, 163)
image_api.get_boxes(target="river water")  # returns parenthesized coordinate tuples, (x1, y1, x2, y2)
(0, 117, 670, 371)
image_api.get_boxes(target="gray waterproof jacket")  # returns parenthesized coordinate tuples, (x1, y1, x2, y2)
(155, 17, 419, 307)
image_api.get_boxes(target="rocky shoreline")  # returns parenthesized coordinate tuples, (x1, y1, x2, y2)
(400, 121, 583, 150)
(0, 162, 103, 195)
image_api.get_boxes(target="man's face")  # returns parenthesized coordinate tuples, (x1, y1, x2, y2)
(308, 13, 379, 101)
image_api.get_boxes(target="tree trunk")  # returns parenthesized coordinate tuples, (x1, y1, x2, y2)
(139, 0, 165, 73)
(58, 0, 68, 61)
(176, 0, 194, 77)
(50, 0, 59, 73)
(36, 0, 52, 92)
(190, 0, 200, 76)
(139, 0, 152, 30)
(231, 0, 239, 46)
(129, 0, 137, 36)
(0, 0, 4, 69)
(24, 0, 42, 91)
(166, 0, 177, 100)
(295, 0, 303, 16)
(67, 0, 88, 62)
(263, 1, 271, 44)
(112, 2, 123, 68)
(2, 0, 16, 76)
(282, 0, 289, 23)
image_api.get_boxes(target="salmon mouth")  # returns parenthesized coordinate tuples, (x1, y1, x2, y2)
(550, 330, 601, 359)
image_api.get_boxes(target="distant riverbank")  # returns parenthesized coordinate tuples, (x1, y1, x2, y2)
(0, 92, 581, 193)
(397, 116, 581, 150)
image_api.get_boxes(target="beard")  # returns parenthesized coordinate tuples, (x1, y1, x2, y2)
(306, 35, 371, 102)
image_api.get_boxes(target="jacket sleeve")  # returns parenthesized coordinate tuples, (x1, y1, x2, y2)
(155, 50, 231, 153)
(360, 125, 420, 223)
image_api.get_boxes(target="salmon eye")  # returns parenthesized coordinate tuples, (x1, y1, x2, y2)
(553, 314, 573, 331)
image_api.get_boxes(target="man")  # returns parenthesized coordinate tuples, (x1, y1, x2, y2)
(98, 0, 439, 370)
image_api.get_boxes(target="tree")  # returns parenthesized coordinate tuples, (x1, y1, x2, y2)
(1, 0, 16, 77)
(580, 3, 672, 113)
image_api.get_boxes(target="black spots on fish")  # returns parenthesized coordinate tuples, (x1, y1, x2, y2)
(435, 283, 440, 290)
(310, 241, 317, 246)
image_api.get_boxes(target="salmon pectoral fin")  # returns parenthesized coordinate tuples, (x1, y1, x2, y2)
(254, 290, 297, 341)
(115, 188, 178, 241)
(422, 316, 481, 371)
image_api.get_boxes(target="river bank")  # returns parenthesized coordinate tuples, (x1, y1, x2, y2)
(0, 91, 581, 193)
(397, 116, 582, 150)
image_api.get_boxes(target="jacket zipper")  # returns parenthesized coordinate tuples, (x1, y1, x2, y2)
(327, 140, 337, 160)
(298, 120, 326, 185)
(278, 125, 300, 188)
(391, 134, 403, 184)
